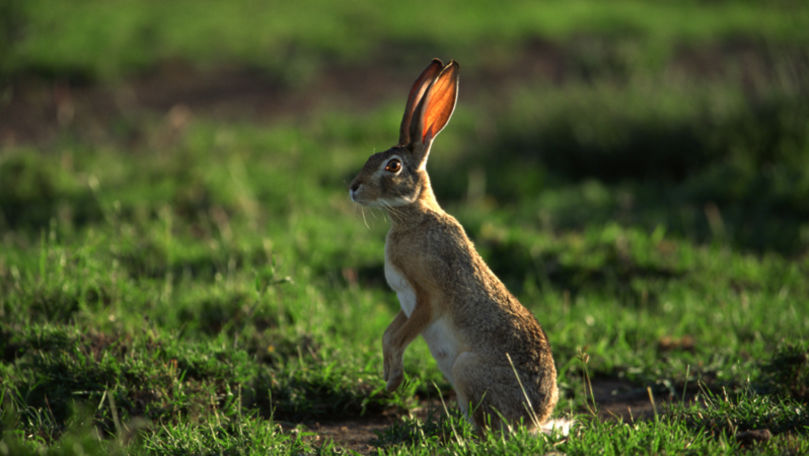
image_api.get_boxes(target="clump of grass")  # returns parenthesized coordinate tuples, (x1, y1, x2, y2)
(669, 383, 809, 454)
(0, 152, 103, 230)
(0, 404, 130, 456)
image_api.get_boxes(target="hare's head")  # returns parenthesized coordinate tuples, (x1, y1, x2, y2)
(349, 59, 458, 208)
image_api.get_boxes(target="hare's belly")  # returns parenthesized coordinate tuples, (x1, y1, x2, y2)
(422, 317, 462, 384)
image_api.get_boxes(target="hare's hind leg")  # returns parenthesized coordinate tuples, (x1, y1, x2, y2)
(452, 353, 546, 431)
(450, 352, 505, 430)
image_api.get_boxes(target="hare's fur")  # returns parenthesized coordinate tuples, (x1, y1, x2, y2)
(349, 59, 558, 430)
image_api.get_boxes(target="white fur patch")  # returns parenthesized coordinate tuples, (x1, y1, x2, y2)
(384, 233, 461, 385)
(422, 317, 461, 384)
(384, 239, 416, 317)
(541, 418, 574, 436)
(378, 196, 415, 207)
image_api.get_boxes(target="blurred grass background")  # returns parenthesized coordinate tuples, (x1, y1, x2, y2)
(3, 0, 808, 252)
(1, 0, 808, 454)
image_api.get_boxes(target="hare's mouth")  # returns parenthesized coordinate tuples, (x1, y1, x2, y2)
(349, 187, 366, 205)
(349, 193, 378, 207)
(349, 189, 377, 207)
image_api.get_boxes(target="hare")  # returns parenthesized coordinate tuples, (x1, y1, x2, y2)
(348, 59, 558, 431)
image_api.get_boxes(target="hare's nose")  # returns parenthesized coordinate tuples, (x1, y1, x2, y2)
(350, 182, 360, 192)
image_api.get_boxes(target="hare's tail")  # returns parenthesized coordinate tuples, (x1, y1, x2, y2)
(540, 417, 574, 437)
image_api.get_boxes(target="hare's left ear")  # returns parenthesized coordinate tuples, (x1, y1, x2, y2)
(409, 61, 459, 167)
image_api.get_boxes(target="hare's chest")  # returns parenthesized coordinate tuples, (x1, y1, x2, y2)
(384, 242, 417, 317)
(384, 239, 461, 383)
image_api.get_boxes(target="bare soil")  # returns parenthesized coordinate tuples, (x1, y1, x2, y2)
(1, 39, 789, 148)
(2, 50, 557, 146)
(285, 377, 693, 454)
(589, 377, 675, 421)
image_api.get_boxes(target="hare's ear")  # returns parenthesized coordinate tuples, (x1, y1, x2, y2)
(399, 59, 443, 145)
(409, 61, 459, 165)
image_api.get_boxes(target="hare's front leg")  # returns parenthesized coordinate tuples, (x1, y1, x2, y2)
(382, 302, 432, 391)
(382, 311, 407, 391)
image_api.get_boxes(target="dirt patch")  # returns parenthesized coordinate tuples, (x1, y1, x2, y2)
(2, 38, 793, 148)
(281, 377, 693, 454)
(588, 376, 703, 422)
(589, 377, 661, 421)
(280, 399, 444, 454)
(1, 50, 548, 146)
(301, 414, 397, 454)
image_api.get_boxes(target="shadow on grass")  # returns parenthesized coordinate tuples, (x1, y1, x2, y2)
(431, 89, 809, 256)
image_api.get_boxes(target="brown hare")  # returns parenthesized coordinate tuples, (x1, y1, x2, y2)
(349, 59, 558, 431)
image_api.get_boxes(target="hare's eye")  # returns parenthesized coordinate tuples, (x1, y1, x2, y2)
(384, 158, 402, 173)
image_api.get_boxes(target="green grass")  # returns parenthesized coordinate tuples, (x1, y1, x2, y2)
(4, 0, 809, 82)
(2, 0, 809, 454)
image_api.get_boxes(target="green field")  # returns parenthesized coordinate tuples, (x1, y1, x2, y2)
(2, 1, 809, 454)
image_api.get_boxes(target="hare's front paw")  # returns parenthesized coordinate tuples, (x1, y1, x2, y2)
(385, 370, 404, 392)
(383, 353, 404, 392)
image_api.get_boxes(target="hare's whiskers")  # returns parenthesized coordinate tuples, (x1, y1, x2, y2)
(382, 201, 406, 222)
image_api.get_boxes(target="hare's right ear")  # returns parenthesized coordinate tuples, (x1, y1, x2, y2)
(408, 60, 459, 167)
(399, 59, 443, 145)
